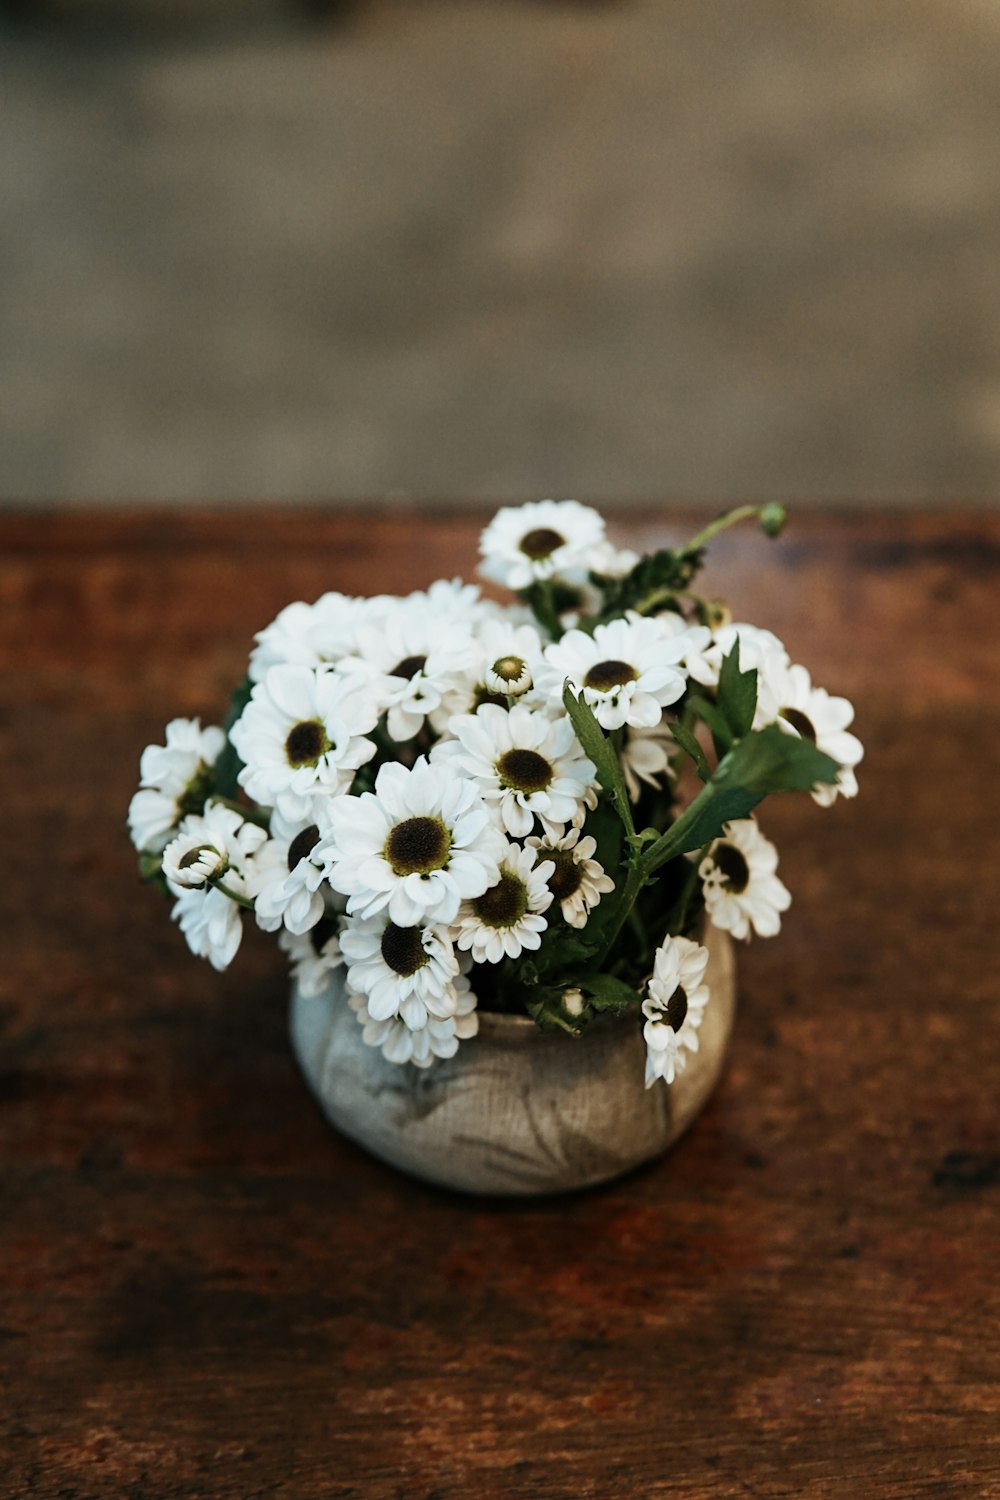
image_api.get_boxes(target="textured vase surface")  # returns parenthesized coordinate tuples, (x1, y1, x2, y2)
(290, 924, 735, 1195)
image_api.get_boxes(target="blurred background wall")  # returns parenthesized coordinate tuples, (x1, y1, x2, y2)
(2, 0, 999, 505)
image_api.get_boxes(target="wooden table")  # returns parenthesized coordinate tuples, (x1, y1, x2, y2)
(2, 506, 998, 1499)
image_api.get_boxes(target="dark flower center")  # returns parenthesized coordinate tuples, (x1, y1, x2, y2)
(287, 825, 320, 872)
(285, 719, 329, 768)
(663, 985, 689, 1031)
(714, 842, 750, 893)
(391, 655, 427, 680)
(492, 655, 525, 684)
(496, 748, 553, 794)
(780, 707, 817, 742)
(178, 843, 218, 870)
(474, 871, 528, 928)
(547, 850, 583, 902)
(385, 816, 451, 875)
(519, 527, 564, 560)
(380, 923, 429, 977)
(584, 659, 637, 693)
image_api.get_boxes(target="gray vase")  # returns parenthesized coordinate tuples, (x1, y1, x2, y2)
(290, 924, 735, 1195)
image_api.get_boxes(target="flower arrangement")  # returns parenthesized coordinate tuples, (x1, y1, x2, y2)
(129, 501, 862, 1092)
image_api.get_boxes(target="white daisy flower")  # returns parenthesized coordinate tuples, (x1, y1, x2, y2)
(252, 821, 328, 936)
(162, 829, 230, 890)
(343, 599, 477, 744)
(248, 591, 368, 682)
(699, 818, 791, 940)
(172, 888, 245, 973)
(526, 826, 614, 929)
(655, 611, 714, 684)
(339, 912, 462, 1027)
(765, 662, 864, 807)
(280, 917, 345, 999)
(128, 717, 226, 852)
(163, 802, 266, 897)
(319, 757, 506, 927)
(642, 934, 711, 1087)
(129, 786, 191, 857)
(537, 615, 686, 731)
(436, 702, 598, 839)
(430, 618, 546, 726)
(229, 664, 378, 825)
(134, 717, 226, 797)
(475, 617, 545, 701)
(167, 803, 268, 971)
(406, 577, 492, 626)
(348, 972, 479, 1068)
(478, 500, 606, 592)
(455, 841, 554, 964)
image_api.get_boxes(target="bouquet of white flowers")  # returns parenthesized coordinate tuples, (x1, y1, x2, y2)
(129, 501, 862, 1093)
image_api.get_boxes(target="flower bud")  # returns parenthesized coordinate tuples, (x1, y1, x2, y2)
(562, 986, 585, 1018)
(759, 503, 787, 539)
(163, 834, 229, 890)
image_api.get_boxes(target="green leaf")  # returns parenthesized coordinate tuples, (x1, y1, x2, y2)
(525, 996, 586, 1037)
(641, 722, 841, 876)
(595, 547, 703, 621)
(643, 783, 763, 872)
(578, 972, 640, 1012)
(717, 723, 840, 796)
(532, 926, 600, 982)
(689, 693, 734, 747)
(668, 718, 710, 781)
(686, 693, 735, 754)
(584, 796, 625, 892)
(717, 642, 758, 740)
(562, 683, 636, 841)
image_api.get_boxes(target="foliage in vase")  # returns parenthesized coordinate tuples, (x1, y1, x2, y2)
(128, 502, 863, 1088)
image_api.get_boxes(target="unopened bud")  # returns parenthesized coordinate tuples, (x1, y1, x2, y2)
(163, 835, 228, 889)
(759, 503, 787, 539)
(562, 986, 585, 1018)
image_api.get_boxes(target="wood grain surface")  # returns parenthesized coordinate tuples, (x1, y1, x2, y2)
(1, 505, 998, 1499)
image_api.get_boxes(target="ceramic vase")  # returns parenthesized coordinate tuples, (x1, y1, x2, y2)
(290, 923, 735, 1195)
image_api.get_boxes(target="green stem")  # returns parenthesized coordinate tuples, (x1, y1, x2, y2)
(671, 843, 710, 937)
(522, 581, 564, 641)
(626, 901, 647, 953)
(597, 829, 710, 971)
(631, 583, 728, 621)
(591, 860, 648, 970)
(682, 503, 785, 555)
(212, 879, 256, 911)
